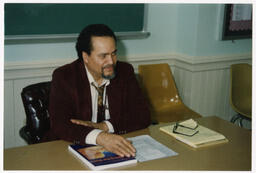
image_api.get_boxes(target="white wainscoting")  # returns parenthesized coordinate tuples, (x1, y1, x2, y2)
(4, 53, 252, 149)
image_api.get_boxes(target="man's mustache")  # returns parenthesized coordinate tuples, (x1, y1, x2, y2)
(103, 64, 115, 69)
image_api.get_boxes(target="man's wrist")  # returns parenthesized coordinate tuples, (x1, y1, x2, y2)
(85, 121, 113, 145)
(96, 131, 107, 146)
(85, 129, 103, 145)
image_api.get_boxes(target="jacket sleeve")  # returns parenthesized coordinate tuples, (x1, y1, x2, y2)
(48, 68, 94, 145)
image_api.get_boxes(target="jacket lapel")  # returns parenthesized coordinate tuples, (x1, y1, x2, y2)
(77, 60, 92, 121)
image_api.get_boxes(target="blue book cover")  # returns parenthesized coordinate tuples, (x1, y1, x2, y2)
(69, 144, 137, 170)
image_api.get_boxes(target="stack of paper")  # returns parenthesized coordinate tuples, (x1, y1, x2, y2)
(160, 119, 228, 148)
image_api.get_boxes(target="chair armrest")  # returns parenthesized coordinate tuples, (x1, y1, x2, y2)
(19, 126, 35, 144)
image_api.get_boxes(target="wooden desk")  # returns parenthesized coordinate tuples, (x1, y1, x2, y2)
(4, 116, 251, 170)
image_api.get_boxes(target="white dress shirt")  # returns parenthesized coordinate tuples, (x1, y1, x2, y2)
(84, 65, 114, 145)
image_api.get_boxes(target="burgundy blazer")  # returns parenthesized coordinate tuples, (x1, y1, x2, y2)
(44, 59, 151, 145)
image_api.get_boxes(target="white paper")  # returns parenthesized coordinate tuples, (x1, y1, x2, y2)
(128, 135, 178, 162)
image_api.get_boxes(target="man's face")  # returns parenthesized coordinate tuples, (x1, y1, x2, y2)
(83, 36, 117, 83)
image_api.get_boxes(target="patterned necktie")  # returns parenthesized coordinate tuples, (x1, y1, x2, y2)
(92, 83, 106, 123)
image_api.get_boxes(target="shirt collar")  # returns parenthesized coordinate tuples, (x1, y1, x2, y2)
(84, 65, 110, 87)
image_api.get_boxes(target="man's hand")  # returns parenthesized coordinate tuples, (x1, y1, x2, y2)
(96, 132, 136, 158)
(70, 119, 109, 131)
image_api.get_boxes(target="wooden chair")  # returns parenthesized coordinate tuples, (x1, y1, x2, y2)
(138, 63, 202, 124)
(230, 63, 252, 127)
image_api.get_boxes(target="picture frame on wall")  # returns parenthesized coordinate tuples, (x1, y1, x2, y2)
(222, 4, 252, 40)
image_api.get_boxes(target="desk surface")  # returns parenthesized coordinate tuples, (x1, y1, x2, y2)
(4, 116, 251, 170)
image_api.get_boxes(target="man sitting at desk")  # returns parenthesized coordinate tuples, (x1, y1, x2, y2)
(45, 24, 151, 157)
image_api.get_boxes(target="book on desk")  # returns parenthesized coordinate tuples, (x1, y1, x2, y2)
(68, 135, 178, 170)
(68, 144, 137, 170)
(160, 119, 229, 148)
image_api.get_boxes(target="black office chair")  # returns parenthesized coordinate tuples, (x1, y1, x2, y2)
(20, 82, 51, 144)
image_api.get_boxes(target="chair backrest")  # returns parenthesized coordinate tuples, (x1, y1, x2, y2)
(230, 63, 252, 118)
(138, 63, 182, 111)
(21, 81, 51, 143)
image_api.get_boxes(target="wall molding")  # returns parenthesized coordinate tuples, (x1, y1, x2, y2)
(4, 52, 252, 80)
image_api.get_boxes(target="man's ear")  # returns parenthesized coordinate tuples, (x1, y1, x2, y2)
(82, 51, 89, 63)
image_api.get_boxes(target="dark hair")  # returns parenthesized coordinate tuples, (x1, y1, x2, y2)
(75, 24, 117, 60)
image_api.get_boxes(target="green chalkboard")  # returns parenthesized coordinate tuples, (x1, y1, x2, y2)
(5, 3, 144, 35)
